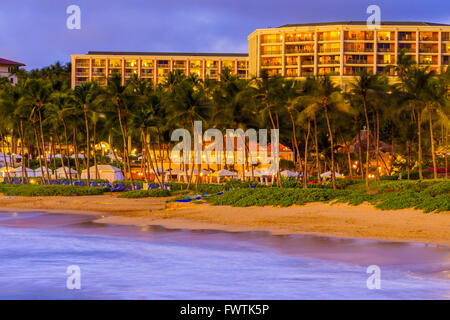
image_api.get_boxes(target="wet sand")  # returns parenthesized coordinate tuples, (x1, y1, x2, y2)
(0, 193, 449, 246)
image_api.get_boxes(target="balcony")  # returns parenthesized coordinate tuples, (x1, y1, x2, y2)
(141, 70, 153, 76)
(345, 59, 371, 65)
(398, 32, 415, 41)
(76, 63, 89, 68)
(261, 61, 282, 67)
(419, 48, 438, 53)
(261, 49, 282, 55)
(319, 47, 340, 53)
(345, 47, 373, 53)
(377, 59, 393, 65)
(345, 33, 374, 41)
(378, 47, 394, 53)
(286, 48, 314, 54)
(301, 59, 314, 65)
(285, 35, 314, 42)
(419, 31, 438, 41)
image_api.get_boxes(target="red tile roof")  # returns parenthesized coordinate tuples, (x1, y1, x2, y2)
(0, 58, 25, 66)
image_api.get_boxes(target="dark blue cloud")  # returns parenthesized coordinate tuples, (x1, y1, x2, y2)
(0, 0, 448, 69)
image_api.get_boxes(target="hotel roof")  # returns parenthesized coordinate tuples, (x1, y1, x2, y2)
(0, 58, 25, 66)
(86, 51, 248, 57)
(278, 21, 450, 28)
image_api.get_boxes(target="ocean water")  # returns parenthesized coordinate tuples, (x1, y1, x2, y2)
(0, 211, 449, 300)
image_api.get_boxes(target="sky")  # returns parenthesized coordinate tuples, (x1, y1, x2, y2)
(0, 0, 449, 70)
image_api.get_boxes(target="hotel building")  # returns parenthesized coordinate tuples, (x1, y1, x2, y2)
(71, 52, 248, 88)
(71, 21, 450, 88)
(248, 21, 450, 85)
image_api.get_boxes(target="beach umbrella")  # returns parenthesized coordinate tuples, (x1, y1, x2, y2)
(244, 170, 263, 177)
(280, 170, 299, 177)
(55, 167, 79, 179)
(0, 167, 21, 177)
(213, 169, 238, 177)
(260, 166, 277, 176)
(320, 171, 343, 178)
(16, 167, 35, 177)
(70, 153, 85, 159)
(81, 165, 124, 182)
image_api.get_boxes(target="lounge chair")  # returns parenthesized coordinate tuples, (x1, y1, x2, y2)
(111, 183, 126, 192)
(101, 182, 112, 189)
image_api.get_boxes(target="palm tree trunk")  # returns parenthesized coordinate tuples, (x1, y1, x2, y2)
(73, 127, 80, 180)
(428, 107, 437, 179)
(33, 123, 46, 183)
(356, 128, 362, 179)
(83, 108, 91, 187)
(303, 119, 310, 188)
(158, 135, 166, 188)
(186, 120, 196, 190)
(116, 102, 131, 187)
(51, 136, 57, 175)
(323, 103, 336, 190)
(446, 127, 448, 179)
(267, 107, 282, 187)
(289, 111, 301, 173)
(1, 133, 11, 183)
(55, 132, 68, 180)
(19, 121, 26, 183)
(418, 111, 423, 180)
(93, 122, 99, 180)
(38, 108, 51, 182)
(362, 97, 370, 189)
(313, 115, 320, 184)
(376, 111, 380, 180)
(407, 141, 411, 179)
(62, 120, 72, 185)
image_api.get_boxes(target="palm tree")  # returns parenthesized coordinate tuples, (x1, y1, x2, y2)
(98, 74, 136, 189)
(351, 71, 388, 188)
(399, 66, 435, 180)
(424, 68, 450, 179)
(46, 91, 77, 184)
(73, 82, 99, 186)
(295, 76, 349, 189)
(19, 78, 52, 182)
(166, 79, 210, 189)
(244, 71, 284, 186)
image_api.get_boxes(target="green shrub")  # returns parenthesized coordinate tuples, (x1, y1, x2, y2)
(118, 188, 171, 198)
(114, 180, 144, 188)
(204, 180, 450, 213)
(0, 185, 105, 196)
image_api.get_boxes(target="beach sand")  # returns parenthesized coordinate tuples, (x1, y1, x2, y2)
(0, 193, 448, 246)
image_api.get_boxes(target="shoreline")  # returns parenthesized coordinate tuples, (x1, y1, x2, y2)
(0, 194, 449, 246)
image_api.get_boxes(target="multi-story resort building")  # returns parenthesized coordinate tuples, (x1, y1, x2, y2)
(248, 21, 450, 86)
(71, 52, 249, 88)
(0, 58, 25, 85)
(71, 21, 450, 88)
